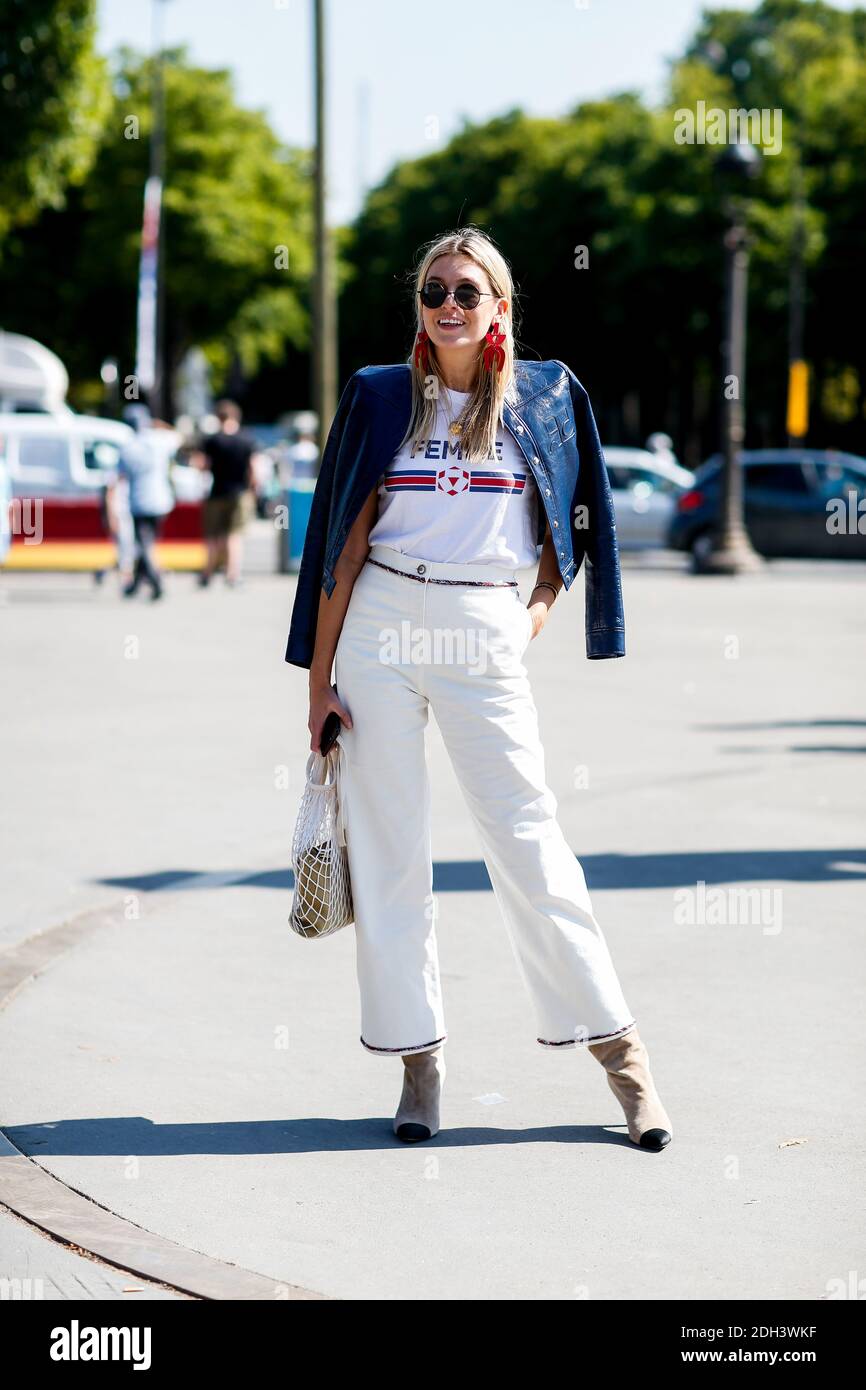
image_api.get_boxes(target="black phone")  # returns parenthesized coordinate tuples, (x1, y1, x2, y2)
(319, 710, 342, 755)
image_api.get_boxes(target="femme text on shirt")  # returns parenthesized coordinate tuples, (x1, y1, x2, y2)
(368, 397, 539, 568)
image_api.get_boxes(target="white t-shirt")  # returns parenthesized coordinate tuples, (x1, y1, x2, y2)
(368, 388, 539, 567)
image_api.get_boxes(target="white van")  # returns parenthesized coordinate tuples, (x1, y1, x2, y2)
(0, 412, 209, 501)
(0, 412, 133, 497)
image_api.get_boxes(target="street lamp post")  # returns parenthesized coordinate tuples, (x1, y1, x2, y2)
(697, 140, 764, 574)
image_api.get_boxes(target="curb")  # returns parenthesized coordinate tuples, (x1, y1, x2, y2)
(0, 903, 330, 1301)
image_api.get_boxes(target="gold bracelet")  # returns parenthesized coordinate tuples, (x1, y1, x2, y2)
(531, 581, 559, 602)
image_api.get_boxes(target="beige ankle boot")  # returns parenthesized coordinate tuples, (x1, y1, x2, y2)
(393, 1047, 446, 1142)
(588, 1028, 672, 1151)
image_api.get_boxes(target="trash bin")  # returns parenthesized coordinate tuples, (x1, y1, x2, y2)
(279, 476, 316, 574)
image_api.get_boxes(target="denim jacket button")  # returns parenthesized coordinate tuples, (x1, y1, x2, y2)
(553, 519, 559, 527)
(516, 425, 524, 434)
(417, 563, 426, 574)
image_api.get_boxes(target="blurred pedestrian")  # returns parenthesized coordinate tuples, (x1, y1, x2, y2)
(108, 409, 176, 601)
(645, 431, 680, 470)
(111, 469, 135, 586)
(191, 399, 255, 587)
(250, 447, 275, 518)
(285, 412, 319, 481)
(96, 446, 133, 588)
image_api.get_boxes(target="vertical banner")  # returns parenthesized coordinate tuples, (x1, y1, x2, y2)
(134, 174, 162, 393)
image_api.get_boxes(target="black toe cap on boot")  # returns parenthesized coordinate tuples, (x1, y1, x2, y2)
(396, 1122, 432, 1143)
(639, 1128, 671, 1151)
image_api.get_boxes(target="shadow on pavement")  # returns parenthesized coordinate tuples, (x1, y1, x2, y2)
(97, 846, 866, 894)
(4, 1116, 635, 1156)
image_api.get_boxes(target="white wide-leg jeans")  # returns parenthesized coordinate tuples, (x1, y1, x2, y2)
(333, 542, 636, 1056)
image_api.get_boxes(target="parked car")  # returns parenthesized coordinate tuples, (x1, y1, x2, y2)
(603, 447, 695, 549)
(668, 449, 866, 562)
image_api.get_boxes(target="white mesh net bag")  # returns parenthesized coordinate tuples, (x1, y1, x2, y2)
(289, 744, 354, 939)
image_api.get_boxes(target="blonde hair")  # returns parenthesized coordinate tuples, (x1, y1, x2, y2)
(401, 227, 518, 465)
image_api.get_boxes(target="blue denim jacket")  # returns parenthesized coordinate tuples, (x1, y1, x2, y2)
(284, 358, 625, 666)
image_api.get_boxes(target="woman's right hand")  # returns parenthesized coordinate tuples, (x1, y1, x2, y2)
(308, 679, 353, 753)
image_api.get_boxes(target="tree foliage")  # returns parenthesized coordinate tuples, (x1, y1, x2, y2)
(340, 0, 866, 458)
(0, 44, 312, 411)
(0, 0, 109, 239)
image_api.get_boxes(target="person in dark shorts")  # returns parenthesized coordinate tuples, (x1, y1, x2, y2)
(192, 400, 256, 586)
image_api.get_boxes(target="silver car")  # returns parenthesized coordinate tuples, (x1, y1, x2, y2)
(604, 447, 695, 549)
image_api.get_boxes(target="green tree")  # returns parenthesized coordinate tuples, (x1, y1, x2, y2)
(0, 0, 109, 241)
(670, 0, 866, 446)
(0, 45, 313, 410)
(339, 0, 866, 457)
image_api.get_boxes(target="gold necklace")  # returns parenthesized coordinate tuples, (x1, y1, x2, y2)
(444, 386, 465, 437)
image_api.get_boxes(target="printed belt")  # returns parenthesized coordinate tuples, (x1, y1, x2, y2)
(367, 558, 518, 588)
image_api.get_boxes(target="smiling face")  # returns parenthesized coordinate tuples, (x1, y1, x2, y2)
(419, 253, 508, 355)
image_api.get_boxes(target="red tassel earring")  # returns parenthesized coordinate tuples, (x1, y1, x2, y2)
(414, 328, 431, 373)
(482, 319, 506, 372)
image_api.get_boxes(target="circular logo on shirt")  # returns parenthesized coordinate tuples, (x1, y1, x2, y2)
(437, 467, 470, 495)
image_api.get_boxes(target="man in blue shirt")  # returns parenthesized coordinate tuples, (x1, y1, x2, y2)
(108, 409, 175, 600)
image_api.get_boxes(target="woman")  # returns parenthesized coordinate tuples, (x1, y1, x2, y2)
(286, 227, 673, 1153)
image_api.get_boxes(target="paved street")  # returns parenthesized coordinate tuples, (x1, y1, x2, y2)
(1, 555, 864, 1300)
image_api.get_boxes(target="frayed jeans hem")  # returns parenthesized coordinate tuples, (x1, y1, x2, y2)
(361, 1033, 447, 1056)
(537, 1020, 637, 1049)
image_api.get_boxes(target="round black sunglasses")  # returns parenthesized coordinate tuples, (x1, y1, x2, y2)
(419, 280, 497, 311)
